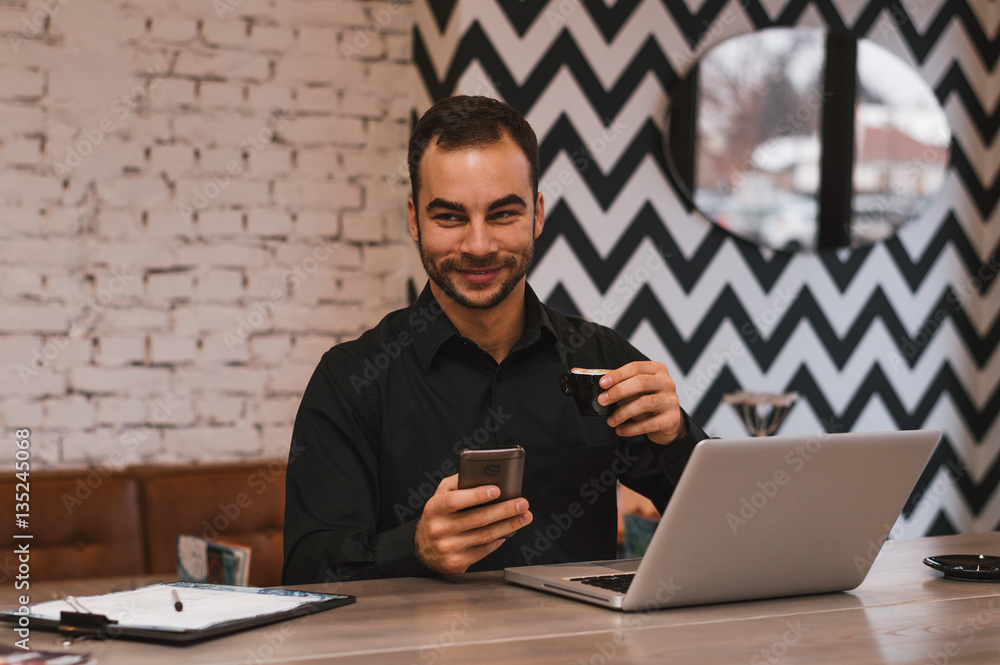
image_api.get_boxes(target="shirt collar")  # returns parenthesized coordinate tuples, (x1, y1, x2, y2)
(411, 281, 558, 373)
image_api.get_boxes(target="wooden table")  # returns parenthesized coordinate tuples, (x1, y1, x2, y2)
(2, 533, 1000, 664)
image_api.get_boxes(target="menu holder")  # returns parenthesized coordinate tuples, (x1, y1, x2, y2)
(0, 582, 354, 645)
(177, 534, 251, 586)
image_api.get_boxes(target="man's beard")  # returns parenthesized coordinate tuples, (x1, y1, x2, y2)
(418, 239, 534, 310)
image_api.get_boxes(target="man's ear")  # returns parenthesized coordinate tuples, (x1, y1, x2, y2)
(407, 198, 419, 243)
(533, 192, 545, 239)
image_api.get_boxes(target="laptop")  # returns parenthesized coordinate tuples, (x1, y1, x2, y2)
(504, 429, 940, 611)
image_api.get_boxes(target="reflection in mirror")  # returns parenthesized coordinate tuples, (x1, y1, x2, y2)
(693, 28, 824, 251)
(666, 28, 950, 251)
(852, 40, 949, 244)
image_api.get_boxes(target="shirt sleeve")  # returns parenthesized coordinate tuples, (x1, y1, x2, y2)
(655, 410, 708, 485)
(593, 326, 710, 512)
(613, 409, 708, 513)
(282, 348, 434, 584)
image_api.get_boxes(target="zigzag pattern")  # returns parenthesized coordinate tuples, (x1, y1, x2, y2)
(415, 19, 997, 232)
(936, 62, 1000, 146)
(952, 140, 1000, 219)
(672, 361, 1000, 444)
(539, 185, 995, 300)
(415, 26, 682, 117)
(421, 0, 1000, 70)
(418, 0, 1000, 536)
(609, 284, 997, 373)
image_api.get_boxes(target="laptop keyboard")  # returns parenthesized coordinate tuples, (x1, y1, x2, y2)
(570, 573, 635, 594)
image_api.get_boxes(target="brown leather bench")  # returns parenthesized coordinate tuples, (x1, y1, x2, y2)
(0, 461, 285, 587)
(138, 462, 285, 587)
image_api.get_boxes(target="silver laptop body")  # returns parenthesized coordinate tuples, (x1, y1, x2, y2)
(504, 429, 940, 611)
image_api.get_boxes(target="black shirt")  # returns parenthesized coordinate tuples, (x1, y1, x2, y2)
(282, 283, 708, 584)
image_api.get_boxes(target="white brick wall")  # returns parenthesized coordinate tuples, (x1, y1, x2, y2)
(1, 0, 421, 468)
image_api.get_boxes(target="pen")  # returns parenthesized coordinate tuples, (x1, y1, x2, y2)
(172, 589, 183, 612)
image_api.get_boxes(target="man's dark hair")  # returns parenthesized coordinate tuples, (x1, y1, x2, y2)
(407, 95, 540, 207)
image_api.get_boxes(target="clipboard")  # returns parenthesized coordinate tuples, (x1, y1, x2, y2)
(0, 582, 355, 645)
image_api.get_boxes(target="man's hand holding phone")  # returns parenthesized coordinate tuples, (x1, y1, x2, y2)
(414, 447, 531, 575)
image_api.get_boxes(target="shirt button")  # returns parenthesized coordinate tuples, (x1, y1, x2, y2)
(496, 372, 504, 382)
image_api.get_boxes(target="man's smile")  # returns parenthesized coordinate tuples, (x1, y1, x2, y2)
(457, 267, 501, 285)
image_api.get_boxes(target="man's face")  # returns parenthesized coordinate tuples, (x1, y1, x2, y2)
(408, 136, 544, 310)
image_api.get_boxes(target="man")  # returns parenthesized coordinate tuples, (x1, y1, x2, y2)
(282, 95, 707, 584)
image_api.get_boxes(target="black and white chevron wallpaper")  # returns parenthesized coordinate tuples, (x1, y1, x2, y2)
(413, 0, 1000, 537)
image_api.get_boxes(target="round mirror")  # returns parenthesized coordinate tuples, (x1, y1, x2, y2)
(665, 27, 951, 251)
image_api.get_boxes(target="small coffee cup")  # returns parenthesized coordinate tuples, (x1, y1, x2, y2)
(560, 368, 611, 417)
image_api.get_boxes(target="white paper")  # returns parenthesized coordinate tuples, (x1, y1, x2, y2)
(25, 584, 328, 632)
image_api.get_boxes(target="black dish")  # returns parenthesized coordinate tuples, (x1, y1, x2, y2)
(923, 554, 1000, 581)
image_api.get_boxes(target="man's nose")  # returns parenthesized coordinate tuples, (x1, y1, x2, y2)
(461, 220, 497, 257)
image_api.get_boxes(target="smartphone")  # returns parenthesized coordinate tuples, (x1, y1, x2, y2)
(457, 446, 525, 503)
